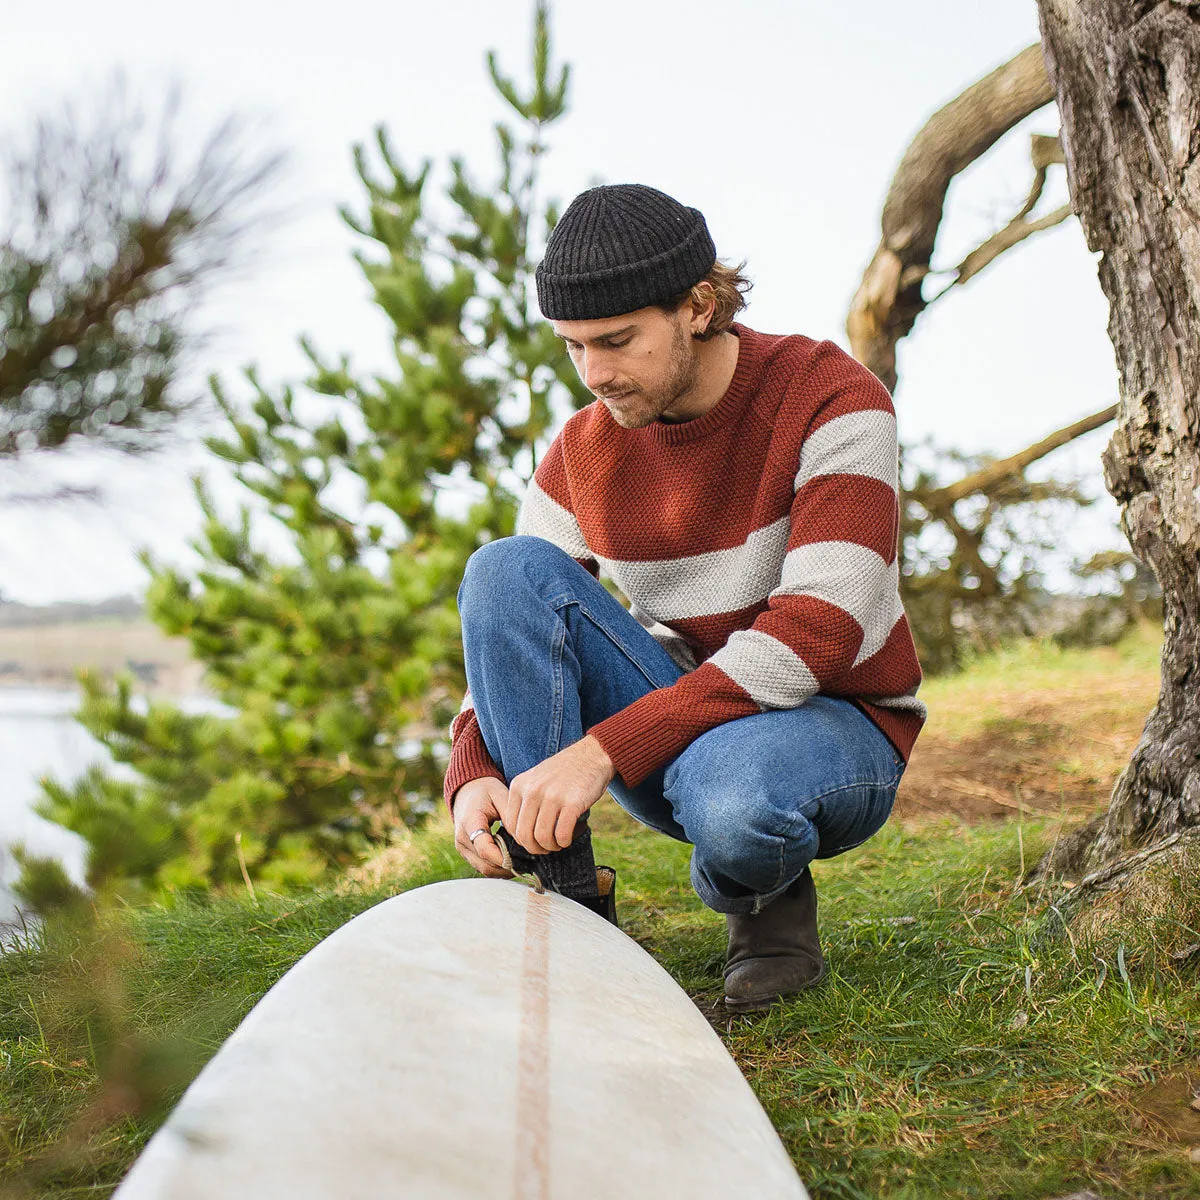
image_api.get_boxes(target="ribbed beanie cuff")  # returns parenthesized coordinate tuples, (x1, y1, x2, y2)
(536, 184, 716, 320)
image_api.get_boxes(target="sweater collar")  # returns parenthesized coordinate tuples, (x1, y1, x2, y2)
(644, 323, 761, 445)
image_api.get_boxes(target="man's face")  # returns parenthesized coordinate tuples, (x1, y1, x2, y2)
(552, 303, 700, 429)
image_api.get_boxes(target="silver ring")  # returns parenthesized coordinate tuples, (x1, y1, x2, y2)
(467, 828, 488, 843)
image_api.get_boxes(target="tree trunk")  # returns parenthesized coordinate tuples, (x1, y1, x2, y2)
(1033, 0, 1200, 877)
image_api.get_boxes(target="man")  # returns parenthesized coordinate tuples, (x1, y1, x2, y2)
(443, 183, 925, 1012)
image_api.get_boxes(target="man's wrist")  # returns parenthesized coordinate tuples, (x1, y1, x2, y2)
(451, 775, 497, 815)
(580, 733, 615, 782)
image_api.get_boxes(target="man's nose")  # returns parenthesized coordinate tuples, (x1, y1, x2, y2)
(581, 350, 615, 391)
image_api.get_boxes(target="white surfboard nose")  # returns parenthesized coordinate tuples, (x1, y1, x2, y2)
(114, 878, 810, 1199)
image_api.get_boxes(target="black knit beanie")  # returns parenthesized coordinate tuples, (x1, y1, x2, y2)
(535, 183, 716, 320)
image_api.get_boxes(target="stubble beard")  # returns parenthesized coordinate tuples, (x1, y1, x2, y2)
(600, 322, 699, 430)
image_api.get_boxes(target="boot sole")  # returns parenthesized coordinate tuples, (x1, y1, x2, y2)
(723, 964, 827, 1013)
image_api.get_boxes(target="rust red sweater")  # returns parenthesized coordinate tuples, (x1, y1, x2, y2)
(444, 323, 925, 808)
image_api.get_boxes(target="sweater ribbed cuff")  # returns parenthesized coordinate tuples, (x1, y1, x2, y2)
(586, 697, 685, 788)
(443, 720, 506, 812)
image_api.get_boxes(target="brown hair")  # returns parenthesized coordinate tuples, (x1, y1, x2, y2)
(658, 259, 753, 340)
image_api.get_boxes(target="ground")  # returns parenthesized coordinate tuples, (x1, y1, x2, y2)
(4, 623, 1200, 1199)
(893, 624, 1160, 826)
(0, 618, 201, 695)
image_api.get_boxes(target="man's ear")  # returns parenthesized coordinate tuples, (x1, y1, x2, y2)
(689, 282, 718, 336)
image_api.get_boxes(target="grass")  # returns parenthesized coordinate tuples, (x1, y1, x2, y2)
(895, 621, 1162, 826)
(916, 621, 1161, 742)
(603, 797, 1200, 1199)
(4, 627, 1200, 1199)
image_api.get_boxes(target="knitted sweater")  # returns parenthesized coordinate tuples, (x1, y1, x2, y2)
(443, 323, 925, 808)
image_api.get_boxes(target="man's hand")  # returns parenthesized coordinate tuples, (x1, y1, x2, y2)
(499, 735, 615, 856)
(452, 777, 513, 878)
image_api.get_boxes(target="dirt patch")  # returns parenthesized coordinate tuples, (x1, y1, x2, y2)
(894, 676, 1159, 826)
(1130, 1070, 1200, 1143)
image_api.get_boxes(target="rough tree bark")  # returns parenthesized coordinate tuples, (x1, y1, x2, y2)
(1032, 0, 1200, 878)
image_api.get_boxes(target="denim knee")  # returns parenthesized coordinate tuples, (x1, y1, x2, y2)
(681, 787, 814, 897)
(459, 535, 568, 615)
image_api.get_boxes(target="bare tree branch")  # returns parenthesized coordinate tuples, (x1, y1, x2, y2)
(938, 202, 1073, 297)
(920, 404, 1117, 512)
(937, 503, 1003, 597)
(1016, 132, 1067, 219)
(927, 134, 1071, 301)
(847, 44, 1055, 392)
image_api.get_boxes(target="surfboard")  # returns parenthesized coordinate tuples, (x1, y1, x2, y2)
(114, 878, 810, 1199)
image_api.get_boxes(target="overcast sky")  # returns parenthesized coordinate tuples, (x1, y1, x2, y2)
(0, 0, 1121, 605)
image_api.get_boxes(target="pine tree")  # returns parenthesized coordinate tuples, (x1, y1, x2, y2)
(29, 4, 586, 895)
(0, 76, 280, 463)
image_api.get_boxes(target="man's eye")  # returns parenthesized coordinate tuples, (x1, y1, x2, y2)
(607, 339, 631, 349)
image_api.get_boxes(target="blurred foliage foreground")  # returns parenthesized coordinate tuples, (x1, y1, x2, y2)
(15, 4, 1158, 902)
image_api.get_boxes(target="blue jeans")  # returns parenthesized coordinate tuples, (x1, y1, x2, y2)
(458, 535, 905, 915)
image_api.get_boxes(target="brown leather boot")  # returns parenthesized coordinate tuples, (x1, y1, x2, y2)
(723, 866, 825, 1012)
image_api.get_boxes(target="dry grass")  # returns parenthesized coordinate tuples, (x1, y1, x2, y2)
(896, 621, 1162, 826)
(338, 809, 452, 890)
(1067, 838, 1200, 964)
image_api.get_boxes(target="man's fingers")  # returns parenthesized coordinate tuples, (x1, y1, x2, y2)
(515, 800, 548, 855)
(460, 841, 512, 879)
(498, 785, 521, 835)
(455, 820, 512, 879)
(534, 804, 565, 854)
(553, 808, 578, 852)
(470, 827, 508, 871)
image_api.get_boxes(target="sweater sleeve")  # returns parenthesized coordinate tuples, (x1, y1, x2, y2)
(443, 434, 598, 811)
(442, 697, 506, 811)
(586, 352, 906, 788)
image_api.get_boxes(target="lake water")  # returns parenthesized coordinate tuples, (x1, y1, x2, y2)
(0, 687, 227, 929)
